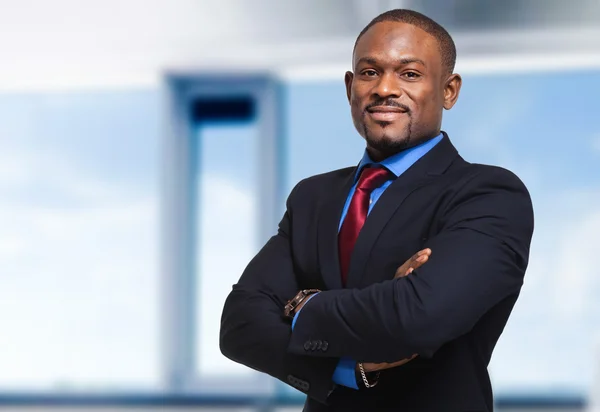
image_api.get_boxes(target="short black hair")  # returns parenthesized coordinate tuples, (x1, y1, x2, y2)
(354, 9, 457, 74)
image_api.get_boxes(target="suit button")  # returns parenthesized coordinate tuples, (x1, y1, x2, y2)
(310, 341, 318, 351)
(315, 340, 322, 350)
(321, 341, 329, 351)
(304, 341, 311, 351)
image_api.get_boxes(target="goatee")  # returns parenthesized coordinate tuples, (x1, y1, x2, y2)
(363, 123, 412, 158)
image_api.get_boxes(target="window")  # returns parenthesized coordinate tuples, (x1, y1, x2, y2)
(163, 78, 281, 395)
(194, 121, 261, 379)
(0, 91, 161, 391)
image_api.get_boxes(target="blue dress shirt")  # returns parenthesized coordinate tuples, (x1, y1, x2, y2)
(292, 133, 443, 389)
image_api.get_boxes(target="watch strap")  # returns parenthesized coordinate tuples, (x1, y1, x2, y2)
(284, 289, 320, 318)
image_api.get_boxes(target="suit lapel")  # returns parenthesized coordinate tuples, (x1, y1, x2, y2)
(345, 134, 459, 288)
(316, 168, 355, 290)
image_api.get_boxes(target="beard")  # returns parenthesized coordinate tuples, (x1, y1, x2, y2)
(362, 117, 413, 157)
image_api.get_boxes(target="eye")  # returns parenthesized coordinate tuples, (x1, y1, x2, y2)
(361, 69, 378, 77)
(402, 71, 421, 79)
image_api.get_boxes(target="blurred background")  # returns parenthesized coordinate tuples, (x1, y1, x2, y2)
(1, 0, 599, 411)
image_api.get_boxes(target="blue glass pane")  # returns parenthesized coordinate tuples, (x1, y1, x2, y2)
(0, 90, 160, 390)
(195, 122, 261, 379)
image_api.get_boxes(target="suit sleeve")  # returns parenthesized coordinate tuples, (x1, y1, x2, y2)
(288, 168, 534, 362)
(219, 180, 339, 403)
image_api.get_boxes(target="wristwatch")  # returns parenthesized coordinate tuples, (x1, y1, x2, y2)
(284, 289, 321, 319)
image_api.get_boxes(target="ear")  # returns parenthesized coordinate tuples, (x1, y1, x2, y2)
(443, 73, 462, 110)
(344, 71, 354, 104)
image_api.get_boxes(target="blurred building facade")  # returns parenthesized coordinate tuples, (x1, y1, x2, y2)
(0, 1, 599, 411)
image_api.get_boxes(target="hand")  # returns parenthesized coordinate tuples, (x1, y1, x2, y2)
(361, 354, 419, 373)
(394, 248, 431, 279)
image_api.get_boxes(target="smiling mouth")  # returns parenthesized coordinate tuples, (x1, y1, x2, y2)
(367, 106, 407, 114)
(367, 106, 407, 121)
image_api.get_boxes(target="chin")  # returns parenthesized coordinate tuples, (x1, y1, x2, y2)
(365, 131, 411, 155)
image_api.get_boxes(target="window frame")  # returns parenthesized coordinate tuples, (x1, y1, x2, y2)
(160, 74, 284, 395)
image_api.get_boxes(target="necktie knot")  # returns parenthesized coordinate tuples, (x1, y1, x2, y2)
(356, 166, 392, 192)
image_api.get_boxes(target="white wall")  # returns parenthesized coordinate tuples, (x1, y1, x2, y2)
(1, 0, 600, 90)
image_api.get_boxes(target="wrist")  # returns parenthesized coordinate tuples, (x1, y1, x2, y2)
(356, 363, 380, 388)
(284, 289, 320, 319)
(293, 296, 309, 315)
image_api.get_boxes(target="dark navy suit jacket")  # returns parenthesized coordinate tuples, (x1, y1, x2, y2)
(220, 134, 534, 411)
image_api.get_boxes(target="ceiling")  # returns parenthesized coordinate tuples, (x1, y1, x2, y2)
(0, 0, 598, 90)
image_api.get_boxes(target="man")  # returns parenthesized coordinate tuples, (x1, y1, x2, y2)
(220, 9, 534, 412)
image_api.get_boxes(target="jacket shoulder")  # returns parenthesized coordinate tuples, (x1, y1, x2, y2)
(449, 160, 530, 193)
(287, 167, 355, 204)
(299, 167, 355, 186)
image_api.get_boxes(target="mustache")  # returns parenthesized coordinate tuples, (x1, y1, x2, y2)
(365, 99, 410, 113)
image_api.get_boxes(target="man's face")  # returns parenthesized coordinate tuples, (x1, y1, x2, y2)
(345, 21, 460, 160)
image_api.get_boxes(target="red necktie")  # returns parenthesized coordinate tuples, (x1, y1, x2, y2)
(338, 166, 391, 285)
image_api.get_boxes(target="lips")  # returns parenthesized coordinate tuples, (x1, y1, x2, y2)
(367, 106, 407, 121)
(368, 106, 407, 113)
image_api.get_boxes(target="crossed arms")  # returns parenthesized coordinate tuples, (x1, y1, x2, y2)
(220, 168, 534, 403)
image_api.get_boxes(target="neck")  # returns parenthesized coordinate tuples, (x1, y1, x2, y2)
(365, 147, 389, 162)
(366, 134, 437, 162)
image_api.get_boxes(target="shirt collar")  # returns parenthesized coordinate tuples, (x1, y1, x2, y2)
(355, 133, 444, 181)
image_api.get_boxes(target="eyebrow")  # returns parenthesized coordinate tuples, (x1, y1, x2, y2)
(356, 56, 427, 67)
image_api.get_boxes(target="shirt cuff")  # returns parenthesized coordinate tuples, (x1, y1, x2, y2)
(291, 292, 319, 330)
(332, 357, 359, 390)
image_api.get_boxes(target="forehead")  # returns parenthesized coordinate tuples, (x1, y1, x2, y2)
(354, 21, 442, 68)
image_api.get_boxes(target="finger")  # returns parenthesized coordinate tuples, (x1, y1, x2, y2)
(383, 359, 410, 369)
(406, 255, 429, 274)
(416, 248, 431, 260)
(396, 264, 417, 278)
(365, 353, 419, 371)
(398, 251, 424, 274)
(389, 354, 418, 367)
(394, 249, 432, 278)
(394, 264, 409, 278)
(410, 249, 430, 267)
(412, 249, 432, 266)
(396, 264, 415, 278)
(394, 359, 411, 367)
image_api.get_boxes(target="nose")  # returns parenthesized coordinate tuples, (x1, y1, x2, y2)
(372, 72, 402, 99)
